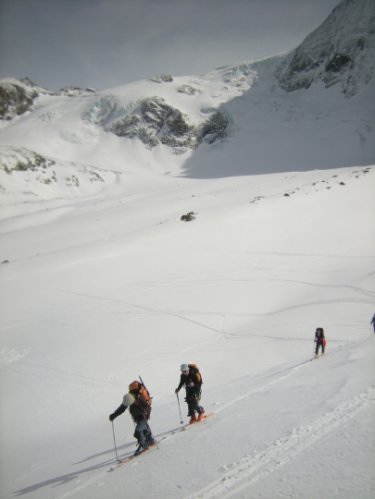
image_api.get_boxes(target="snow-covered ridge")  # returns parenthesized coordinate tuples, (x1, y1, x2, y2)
(0, 78, 43, 121)
(0, 77, 97, 122)
(78, 62, 257, 152)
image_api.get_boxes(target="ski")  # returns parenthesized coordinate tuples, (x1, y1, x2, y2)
(107, 443, 157, 471)
(107, 414, 214, 471)
(311, 353, 326, 361)
(106, 425, 185, 472)
(186, 412, 214, 427)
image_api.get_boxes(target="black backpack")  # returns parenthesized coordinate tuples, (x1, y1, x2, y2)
(189, 364, 203, 385)
(316, 328, 324, 340)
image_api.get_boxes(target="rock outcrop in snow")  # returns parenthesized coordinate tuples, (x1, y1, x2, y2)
(0, 79, 41, 120)
(276, 0, 375, 97)
(82, 94, 230, 152)
(0, 146, 121, 202)
(110, 96, 196, 150)
(0, 78, 97, 121)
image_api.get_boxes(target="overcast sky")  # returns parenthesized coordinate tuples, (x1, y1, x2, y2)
(0, 0, 341, 91)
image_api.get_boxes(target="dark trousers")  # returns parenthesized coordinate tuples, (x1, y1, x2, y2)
(315, 340, 325, 355)
(134, 418, 153, 448)
(186, 390, 204, 417)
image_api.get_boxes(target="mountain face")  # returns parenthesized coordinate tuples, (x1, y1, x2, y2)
(0, 78, 96, 121)
(82, 93, 230, 152)
(0, 79, 42, 120)
(0, 0, 374, 205)
(276, 0, 375, 97)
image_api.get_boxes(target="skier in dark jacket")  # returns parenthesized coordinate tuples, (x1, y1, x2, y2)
(175, 363, 205, 424)
(109, 380, 154, 455)
(371, 313, 375, 333)
(314, 327, 326, 357)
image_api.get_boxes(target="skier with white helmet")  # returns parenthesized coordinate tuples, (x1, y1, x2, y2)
(175, 363, 205, 424)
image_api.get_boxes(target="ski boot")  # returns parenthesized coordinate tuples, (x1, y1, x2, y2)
(188, 415, 197, 425)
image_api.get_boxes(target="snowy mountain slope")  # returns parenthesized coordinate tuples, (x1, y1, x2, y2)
(0, 65, 252, 162)
(0, 0, 374, 195)
(10, 338, 374, 499)
(184, 0, 375, 177)
(0, 67, 255, 210)
(183, 65, 375, 177)
(277, 0, 375, 96)
(0, 165, 374, 499)
(0, 145, 124, 212)
(0, 78, 52, 121)
(0, 77, 96, 122)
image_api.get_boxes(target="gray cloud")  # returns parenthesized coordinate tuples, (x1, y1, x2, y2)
(0, 0, 341, 90)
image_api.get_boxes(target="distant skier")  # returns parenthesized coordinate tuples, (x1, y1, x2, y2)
(175, 363, 205, 424)
(371, 313, 375, 333)
(109, 380, 155, 455)
(314, 327, 326, 358)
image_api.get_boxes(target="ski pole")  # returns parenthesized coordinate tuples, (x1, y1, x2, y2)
(111, 420, 120, 462)
(176, 392, 184, 424)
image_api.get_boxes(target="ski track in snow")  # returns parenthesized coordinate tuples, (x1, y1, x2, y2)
(44, 353, 374, 499)
(37, 358, 308, 499)
(186, 385, 375, 499)
(52, 426, 189, 499)
(58, 288, 373, 345)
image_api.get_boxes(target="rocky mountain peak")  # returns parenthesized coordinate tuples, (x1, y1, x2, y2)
(276, 0, 375, 97)
(0, 79, 39, 120)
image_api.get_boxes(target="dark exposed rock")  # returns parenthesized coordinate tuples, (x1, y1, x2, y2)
(198, 111, 229, 144)
(0, 82, 38, 120)
(0, 78, 55, 120)
(149, 74, 174, 83)
(60, 86, 96, 96)
(84, 92, 229, 151)
(141, 97, 175, 129)
(20, 77, 39, 87)
(177, 84, 200, 95)
(180, 211, 196, 221)
(138, 128, 159, 148)
(111, 115, 140, 138)
(1, 150, 56, 174)
(0, 146, 114, 201)
(325, 54, 352, 73)
(111, 96, 200, 150)
(168, 113, 190, 136)
(276, 0, 375, 97)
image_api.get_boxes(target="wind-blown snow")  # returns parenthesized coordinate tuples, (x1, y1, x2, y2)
(0, 1, 374, 498)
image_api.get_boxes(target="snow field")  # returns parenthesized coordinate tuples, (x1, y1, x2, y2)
(0, 164, 374, 498)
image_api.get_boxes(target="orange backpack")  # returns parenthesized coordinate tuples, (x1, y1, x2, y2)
(128, 380, 152, 406)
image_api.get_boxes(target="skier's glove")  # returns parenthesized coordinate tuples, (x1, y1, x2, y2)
(109, 413, 115, 422)
(175, 388, 179, 394)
